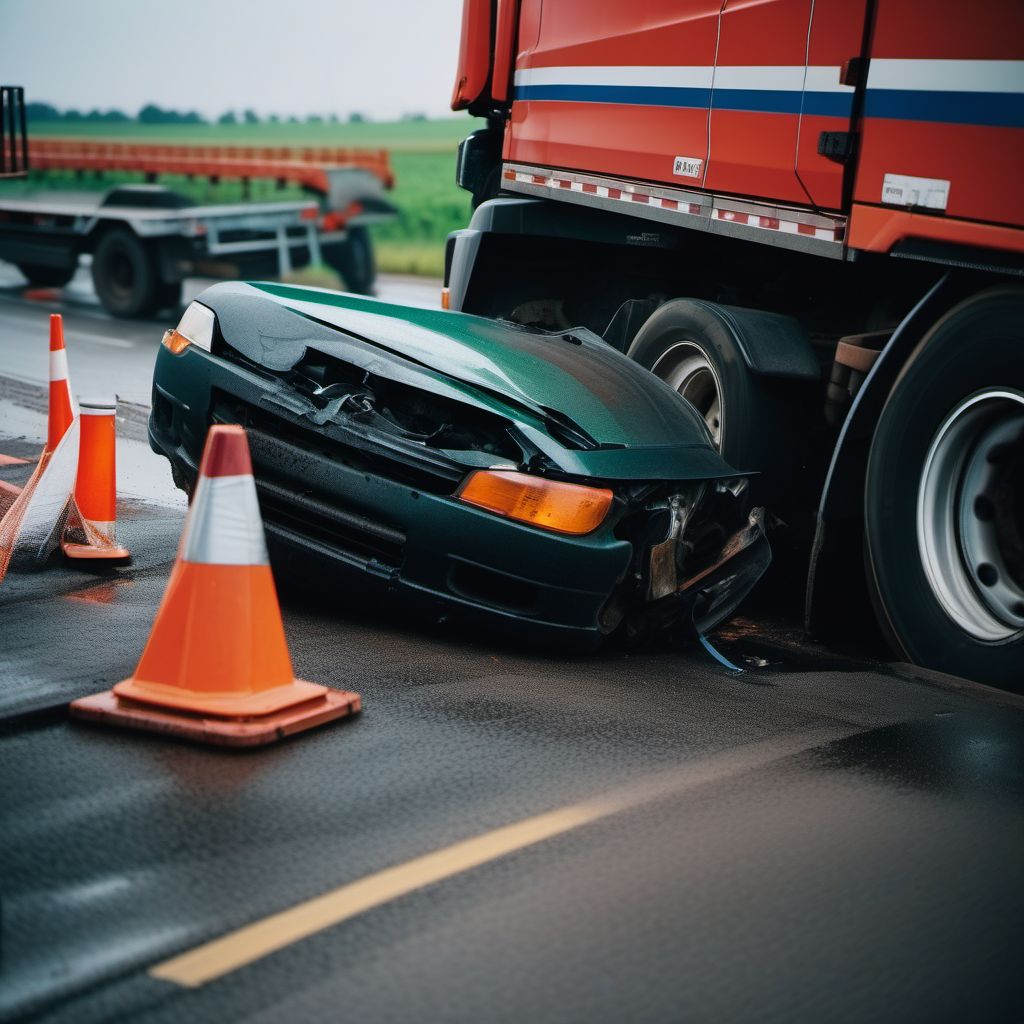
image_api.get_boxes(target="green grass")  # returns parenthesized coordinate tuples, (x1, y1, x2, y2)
(11, 118, 476, 277)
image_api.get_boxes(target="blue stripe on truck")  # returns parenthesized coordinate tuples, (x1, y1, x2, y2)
(864, 89, 1024, 128)
(515, 83, 1023, 127)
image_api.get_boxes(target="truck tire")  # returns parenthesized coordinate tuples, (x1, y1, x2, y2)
(865, 288, 1023, 690)
(91, 228, 158, 318)
(17, 263, 75, 288)
(627, 299, 808, 512)
(325, 227, 376, 294)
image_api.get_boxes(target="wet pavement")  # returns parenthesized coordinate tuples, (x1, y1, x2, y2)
(1, 271, 1023, 1023)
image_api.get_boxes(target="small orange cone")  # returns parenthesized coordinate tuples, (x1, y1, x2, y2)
(71, 424, 361, 746)
(0, 314, 79, 581)
(47, 314, 77, 454)
(62, 397, 131, 563)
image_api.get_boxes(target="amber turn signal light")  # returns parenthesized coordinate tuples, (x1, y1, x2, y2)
(161, 329, 191, 354)
(457, 470, 613, 536)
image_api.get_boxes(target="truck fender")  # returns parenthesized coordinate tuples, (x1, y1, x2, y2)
(445, 198, 552, 313)
(445, 196, 693, 316)
(804, 270, 982, 638)
(654, 299, 821, 380)
(444, 228, 484, 312)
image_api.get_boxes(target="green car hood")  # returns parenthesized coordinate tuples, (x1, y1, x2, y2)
(198, 281, 742, 482)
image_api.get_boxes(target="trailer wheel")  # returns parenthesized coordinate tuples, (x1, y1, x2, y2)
(17, 263, 75, 288)
(865, 288, 1023, 689)
(627, 299, 807, 511)
(325, 227, 376, 294)
(91, 228, 158, 318)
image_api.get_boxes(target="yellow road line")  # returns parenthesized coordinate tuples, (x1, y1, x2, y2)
(151, 727, 848, 987)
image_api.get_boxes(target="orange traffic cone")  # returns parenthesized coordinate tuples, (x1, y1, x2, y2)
(62, 397, 131, 563)
(0, 314, 79, 581)
(47, 314, 76, 454)
(71, 424, 361, 746)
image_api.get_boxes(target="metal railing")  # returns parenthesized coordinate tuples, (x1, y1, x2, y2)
(28, 139, 394, 194)
(0, 86, 29, 178)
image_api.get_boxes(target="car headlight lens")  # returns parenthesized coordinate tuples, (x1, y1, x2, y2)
(457, 470, 613, 535)
(162, 302, 215, 354)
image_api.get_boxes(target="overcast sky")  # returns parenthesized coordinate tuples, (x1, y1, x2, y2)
(0, 0, 466, 120)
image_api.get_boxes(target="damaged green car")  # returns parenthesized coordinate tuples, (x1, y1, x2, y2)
(149, 282, 769, 645)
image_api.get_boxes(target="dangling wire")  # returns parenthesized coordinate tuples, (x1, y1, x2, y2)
(698, 632, 743, 673)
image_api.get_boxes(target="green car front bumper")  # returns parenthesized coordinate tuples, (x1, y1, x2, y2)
(150, 344, 643, 643)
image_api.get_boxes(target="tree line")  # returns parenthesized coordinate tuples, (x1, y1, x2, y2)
(24, 103, 424, 125)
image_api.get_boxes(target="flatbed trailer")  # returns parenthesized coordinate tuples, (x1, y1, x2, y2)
(0, 138, 398, 313)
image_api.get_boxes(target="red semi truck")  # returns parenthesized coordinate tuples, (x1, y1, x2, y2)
(444, 0, 1024, 687)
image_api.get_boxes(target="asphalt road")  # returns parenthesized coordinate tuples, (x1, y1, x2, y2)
(1, 268, 1023, 1024)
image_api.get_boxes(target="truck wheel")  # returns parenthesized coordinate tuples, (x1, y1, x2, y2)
(325, 227, 376, 294)
(91, 228, 158, 318)
(627, 299, 806, 511)
(865, 288, 1023, 689)
(17, 263, 75, 288)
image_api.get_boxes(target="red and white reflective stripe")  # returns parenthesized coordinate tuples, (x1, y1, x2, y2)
(505, 167, 704, 216)
(180, 474, 269, 566)
(713, 207, 842, 242)
(49, 348, 69, 381)
(502, 162, 846, 250)
(48, 349, 79, 418)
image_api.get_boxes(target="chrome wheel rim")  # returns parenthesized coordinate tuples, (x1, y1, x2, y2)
(651, 341, 723, 449)
(917, 388, 1024, 642)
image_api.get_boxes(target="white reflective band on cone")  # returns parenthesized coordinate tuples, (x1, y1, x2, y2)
(180, 474, 269, 566)
(49, 349, 69, 381)
(80, 405, 116, 416)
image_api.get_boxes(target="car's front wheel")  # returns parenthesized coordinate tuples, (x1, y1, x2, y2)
(865, 288, 1023, 689)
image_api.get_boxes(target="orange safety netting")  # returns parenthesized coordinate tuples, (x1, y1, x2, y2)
(0, 423, 78, 585)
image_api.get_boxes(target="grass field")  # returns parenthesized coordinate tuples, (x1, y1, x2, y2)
(9, 118, 477, 277)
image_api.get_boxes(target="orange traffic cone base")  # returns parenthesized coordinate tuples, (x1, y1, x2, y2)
(113, 673, 329, 717)
(70, 425, 363, 748)
(70, 686, 361, 748)
(61, 540, 131, 563)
